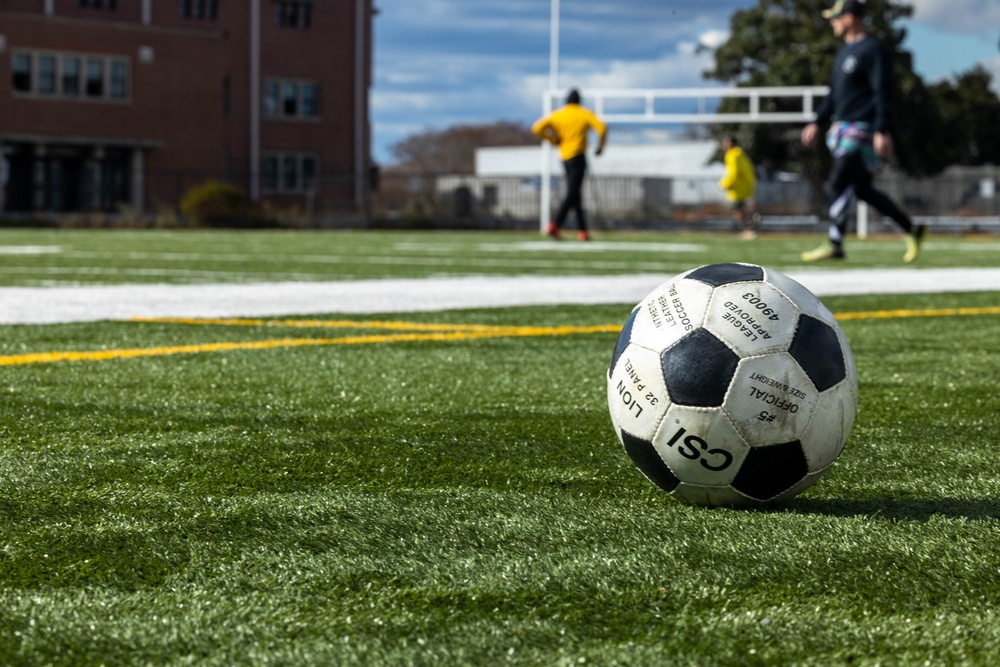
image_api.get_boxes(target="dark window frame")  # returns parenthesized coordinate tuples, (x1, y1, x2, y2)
(262, 152, 321, 193)
(76, 0, 119, 9)
(180, 0, 218, 20)
(275, 1, 312, 30)
(10, 50, 130, 102)
(262, 77, 320, 119)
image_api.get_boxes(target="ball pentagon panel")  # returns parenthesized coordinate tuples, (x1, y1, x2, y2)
(731, 441, 810, 501)
(685, 262, 765, 287)
(619, 430, 680, 494)
(789, 314, 848, 393)
(661, 328, 740, 408)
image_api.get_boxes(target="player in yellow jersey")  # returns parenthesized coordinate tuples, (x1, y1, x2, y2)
(718, 136, 761, 240)
(532, 89, 607, 241)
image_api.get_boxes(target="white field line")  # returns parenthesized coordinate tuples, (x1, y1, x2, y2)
(1, 268, 999, 324)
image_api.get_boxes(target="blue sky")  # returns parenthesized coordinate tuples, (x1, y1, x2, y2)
(371, 0, 1000, 165)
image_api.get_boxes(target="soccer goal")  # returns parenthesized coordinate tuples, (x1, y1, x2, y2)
(538, 85, 833, 232)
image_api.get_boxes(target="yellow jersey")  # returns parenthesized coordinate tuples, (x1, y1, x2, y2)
(719, 146, 757, 202)
(532, 103, 607, 162)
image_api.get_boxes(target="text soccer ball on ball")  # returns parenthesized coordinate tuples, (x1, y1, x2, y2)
(607, 263, 857, 507)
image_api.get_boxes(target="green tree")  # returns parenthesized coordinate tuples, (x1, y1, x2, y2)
(928, 66, 1000, 166)
(703, 0, 947, 178)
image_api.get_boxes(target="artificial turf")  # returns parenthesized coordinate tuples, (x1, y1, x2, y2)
(1, 230, 999, 665)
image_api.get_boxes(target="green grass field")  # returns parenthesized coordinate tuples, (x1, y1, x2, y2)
(1, 227, 999, 286)
(1, 229, 1000, 665)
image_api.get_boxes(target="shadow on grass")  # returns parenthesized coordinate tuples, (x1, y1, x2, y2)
(784, 496, 1000, 522)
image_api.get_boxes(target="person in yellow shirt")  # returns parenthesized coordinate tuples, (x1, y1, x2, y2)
(532, 89, 607, 241)
(718, 135, 761, 240)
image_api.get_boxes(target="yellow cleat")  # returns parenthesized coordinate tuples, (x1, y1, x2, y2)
(800, 241, 845, 262)
(903, 225, 927, 263)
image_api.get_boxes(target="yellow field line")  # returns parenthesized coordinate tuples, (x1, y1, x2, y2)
(0, 324, 619, 367)
(834, 305, 1000, 320)
(2, 305, 997, 367)
(130, 316, 502, 333)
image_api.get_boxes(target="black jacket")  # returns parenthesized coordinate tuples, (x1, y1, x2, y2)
(815, 35, 893, 133)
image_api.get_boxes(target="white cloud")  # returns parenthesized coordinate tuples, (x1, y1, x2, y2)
(557, 46, 717, 91)
(906, 0, 1000, 34)
(985, 56, 1000, 94)
(698, 29, 730, 50)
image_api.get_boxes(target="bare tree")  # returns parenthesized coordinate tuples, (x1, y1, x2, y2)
(390, 121, 535, 174)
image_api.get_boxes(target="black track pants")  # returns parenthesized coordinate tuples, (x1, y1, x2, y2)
(555, 154, 588, 231)
(827, 152, 913, 242)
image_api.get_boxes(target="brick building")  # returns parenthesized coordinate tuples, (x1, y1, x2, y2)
(0, 0, 374, 216)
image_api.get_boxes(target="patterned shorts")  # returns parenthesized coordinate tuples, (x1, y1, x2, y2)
(826, 121, 881, 173)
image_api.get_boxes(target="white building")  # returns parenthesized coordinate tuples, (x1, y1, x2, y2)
(476, 141, 727, 207)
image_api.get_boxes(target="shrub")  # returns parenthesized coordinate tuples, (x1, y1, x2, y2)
(180, 181, 257, 227)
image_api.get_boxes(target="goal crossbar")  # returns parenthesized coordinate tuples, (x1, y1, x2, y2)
(548, 86, 829, 123)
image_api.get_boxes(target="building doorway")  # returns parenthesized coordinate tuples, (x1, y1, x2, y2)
(1, 142, 132, 213)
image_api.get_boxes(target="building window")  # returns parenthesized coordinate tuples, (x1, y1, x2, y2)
(301, 156, 317, 190)
(37, 56, 57, 94)
(77, 0, 118, 8)
(275, 1, 311, 29)
(86, 59, 105, 97)
(63, 58, 81, 96)
(281, 82, 298, 116)
(109, 61, 128, 99)
(11, 50, 129, 102)
(301, 84, 318, 116)
(263, 78, 319, 119)
(263, 153, 319, 192)
(263, 81, 279, 115)
(282, 155, 297, 190)
(12, 53, 32, 93)
(181, 0, 218, 20)
(263, 156, 279, 191)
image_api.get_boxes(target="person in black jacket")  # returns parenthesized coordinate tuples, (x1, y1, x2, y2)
(801, 0, 926, 263)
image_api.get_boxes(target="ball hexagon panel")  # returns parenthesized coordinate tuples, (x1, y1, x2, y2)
(672, 482, 757, 508)
(723, 354, 819, 446)
(619, 429, 680, 494)
(769, 467, 832, 504)
(655, 404, 749, 486)
(606, 343, 670, 442)
(705, 281, 801, 356)
(798, 382, 857, 471)
(627, 278, 714, 354)
(685, 262, 765, 287)
(789, 314, 847, 392)
(763, 268, 838, 327)
(661, 328, 740, 407)
(731, 440, 809, 501)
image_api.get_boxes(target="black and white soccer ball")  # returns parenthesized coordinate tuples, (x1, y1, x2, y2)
(607, 263, 858, 507)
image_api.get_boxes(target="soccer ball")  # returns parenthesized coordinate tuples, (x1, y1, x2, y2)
(607, 263, 857, 507)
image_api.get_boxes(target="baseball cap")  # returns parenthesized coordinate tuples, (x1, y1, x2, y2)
(822, 0, 866, 19)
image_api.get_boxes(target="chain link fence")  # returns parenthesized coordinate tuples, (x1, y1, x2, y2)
(3, 161, 999, 233)
(371, 167, 1000, 235)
